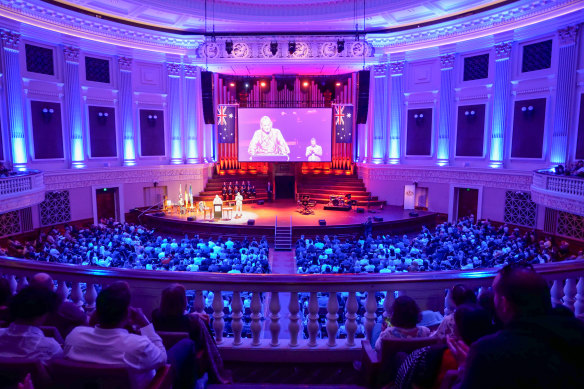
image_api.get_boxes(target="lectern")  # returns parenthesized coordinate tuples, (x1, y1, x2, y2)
(212, 195, 223, 219)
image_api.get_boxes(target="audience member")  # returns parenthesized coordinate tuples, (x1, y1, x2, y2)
(432, 284, 476, 338)
(449, 264, 584, 388)
(375, 296, 430, 352)
(0, 287, 62, 361)
(64, 281, 167, 389)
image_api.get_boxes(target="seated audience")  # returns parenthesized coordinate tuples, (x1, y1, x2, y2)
(432, 284, 476, 338)
(0, 286, 63, 361)
(449, 264, 584, 388)
(29, 272, 87, 337)
(64, 281, 167, 389)
(375, 296, 431, 352)
(151, 284, 231, 384)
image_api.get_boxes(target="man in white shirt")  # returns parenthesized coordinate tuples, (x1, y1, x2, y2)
(64, 282, 166, 389)
(0, 287, 63, 361)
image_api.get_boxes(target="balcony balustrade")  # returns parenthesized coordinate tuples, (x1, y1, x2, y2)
(0, 170, 45, 213)
(531, 170, 584, 216)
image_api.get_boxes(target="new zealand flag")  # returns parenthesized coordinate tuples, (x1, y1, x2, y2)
(334, 105, 353, 143)
(217, 105, 236, 143)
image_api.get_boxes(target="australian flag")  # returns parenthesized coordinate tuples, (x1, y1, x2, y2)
(217, 105, 236, 143)
(334, 105, 353, 143)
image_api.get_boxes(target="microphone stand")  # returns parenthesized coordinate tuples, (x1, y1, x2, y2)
(137, 200, 165, 224)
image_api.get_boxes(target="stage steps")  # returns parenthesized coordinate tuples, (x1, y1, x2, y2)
(297, 174, 386, 207)
(274, 217, 292, 251)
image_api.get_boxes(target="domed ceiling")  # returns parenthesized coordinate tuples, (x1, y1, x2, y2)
(44, 0, 513, 33)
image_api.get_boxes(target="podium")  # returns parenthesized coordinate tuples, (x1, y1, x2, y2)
(214, 203, 222, 219)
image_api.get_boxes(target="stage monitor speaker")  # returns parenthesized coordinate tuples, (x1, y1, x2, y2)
(201, 71, 214, 124)
(257, 200, 264, 205)
(247, 219, 255, 225)
(356, 207, 365, 213)
(374, 217, 383, 222)
(187, 217, 195, 221)
(409, 211, 419, 217)
(356, 70, 370, 124)
(153, 212, 165, 217)
(319, 219, 326, 226)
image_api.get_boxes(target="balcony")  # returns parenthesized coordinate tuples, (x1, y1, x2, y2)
(1, 257, 583, 363)
(0, 170, 45, 214)
(531, 170, 584, 216)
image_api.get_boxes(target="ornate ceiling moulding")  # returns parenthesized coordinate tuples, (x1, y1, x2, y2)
(197, 37, 372, 60)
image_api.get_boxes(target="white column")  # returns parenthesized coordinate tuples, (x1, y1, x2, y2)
(212, 290, 225, 344)
(345, 291, 358, 347)
(184, 65, 201, 163)
(63, 47, 85, 168)
(326, 292, 339, 347)
(365, 291, 377, 341)
(551, 26, 579, 165)
(231, 291, 243, 346)
(192, 290, 204, 313)
(490, 41, 513, 168)
(307, 292, 319, 347)
(437, 54, 455, 165)
(288, 292, 300, 347)
(250, 292, 262, 346)
(563, 278, 577, 312)
(389, 60, 405, 164)
(118, 57, 136, 165)
(1, 31, 27, 168)
(269, 291, 281, 346)
(167, 63, 183, 164)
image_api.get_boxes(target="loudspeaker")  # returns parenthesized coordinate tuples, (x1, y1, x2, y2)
(201, 71, 214, 124)
(374, 216, 383, 222)
(247, 219, 255, 225)
(356, 207, 365, 213)
(257, 200, 264, 205)
(409, 211, 419, 217)
(356, 70, 370, 124)
(153, 212, 165, 217)
(319, 219, 326, 226)
(187, 217, 195, 221)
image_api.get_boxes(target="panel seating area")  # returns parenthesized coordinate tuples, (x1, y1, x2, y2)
(194, 174, 271, 204)
(297, 174, 386, 207)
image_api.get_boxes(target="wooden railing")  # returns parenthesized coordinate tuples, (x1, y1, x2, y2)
(2, 257, 584, 356)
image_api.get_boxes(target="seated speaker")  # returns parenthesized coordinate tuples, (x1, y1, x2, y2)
(319, 219, 326, 226)
(257, 200, 265, 205)
(374, 216, 383, 222)
(247, 219, 255, 225)
(409, 211, 419, 217)
(187, 217, 195, 222)
(356, 208, 365, 213)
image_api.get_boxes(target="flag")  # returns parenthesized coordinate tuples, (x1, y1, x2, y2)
(334, 105, 353, 143)
(217, 105, 236, 143)
(189, 185, 193, 206)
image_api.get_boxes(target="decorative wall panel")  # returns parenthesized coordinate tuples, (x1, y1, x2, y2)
(504, 191, 537, 227)
(463, 54, 489, 81)
(511, 98, 546, 159)
(406, 108, 433, 156)
(88, 106, 117, 158)
(30, 101, 64, 159)
(39, 190, 71, 226)
(522, 40, 552, 73)
(85, 56, 110, 83)
(576, 94, 584, 160)
(0, 210, 21, 237)
(25, 44, 54, 75)
(139, 109, 165, 157)
(456, 104, 486, 157)
(557, 211, 584, 240)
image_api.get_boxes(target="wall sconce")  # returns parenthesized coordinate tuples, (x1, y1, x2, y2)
(97, 111, 109, 124)
(41, 107, 54, 122)
(414, 112, 424, 124)
(521, 105, 534, 118)
(225, 40, 233, 55)
(147, 113, 158, 126)
(464, 110, 476, 120)
(270, 41, 278, 56)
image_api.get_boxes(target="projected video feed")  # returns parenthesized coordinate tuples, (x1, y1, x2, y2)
(238, 108, 332, 162)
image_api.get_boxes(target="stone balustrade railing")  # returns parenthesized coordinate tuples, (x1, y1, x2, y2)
(531, 170, 584, 217)
(1, 257, 584, 360)
(0, 170, 45, 214)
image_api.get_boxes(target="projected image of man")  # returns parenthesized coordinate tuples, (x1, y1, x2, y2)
(305, 137, 323, 161)
(247, 116, 290, 159)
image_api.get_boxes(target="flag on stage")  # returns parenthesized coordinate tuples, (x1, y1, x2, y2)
(189, 185, 193, 206)
(334, 105, 353, 143)
(217, 105, 236, 143)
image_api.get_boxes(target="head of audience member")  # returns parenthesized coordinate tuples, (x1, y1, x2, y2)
(159, 283, 187, 317)
(493, 264, 551, 325)
(29, 272, 55, 292)
(9, 286, 57, 326)
(451, 284, 477, 308)
(391, 296, 422, 329)
(95, 281, 131, 329)
(454, 304, 495, 345)
(0, 277, 11, 307)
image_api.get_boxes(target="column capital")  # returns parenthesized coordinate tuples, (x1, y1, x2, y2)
(389, 61, 405, 76)
(440, 53, 455, 70)
(1, 30, 20, 51)
(166, 62, 181, 77)
(372, 64, 387, 77)
(184, 65, 198, 78)
(63, 46, 80, 63)
(118, 56, 132, 71)
(494, 41, 513, 61)
(558, 25, 579, 47)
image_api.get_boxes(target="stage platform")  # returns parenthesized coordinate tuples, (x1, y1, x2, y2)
(140, 200, 439, 242)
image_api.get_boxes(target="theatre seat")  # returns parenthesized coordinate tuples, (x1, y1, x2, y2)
(156, 331, 190, 350)
(47, 359, 172, 389)
(361, 337, 442, 388)
(0, 357, 51, 389)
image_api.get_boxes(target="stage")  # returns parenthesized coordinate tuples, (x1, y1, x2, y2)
(141, 200, 439, 241)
